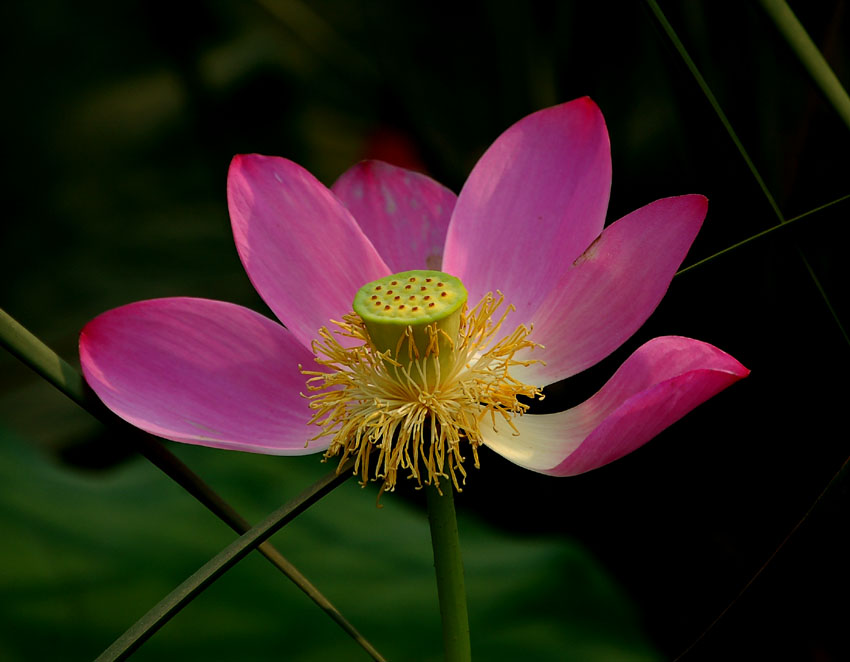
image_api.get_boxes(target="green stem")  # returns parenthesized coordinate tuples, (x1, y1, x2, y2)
(0, 308, 385, 662)
(96, 459, 355, 662)
(674, 453, 850, 661)
(675, 193, 850, 277)
(645, 0, 849, 351)
(759, 0, 850, 132)
(796, 249, 850, 347)
(644, 0, 784, 223)
(0, 308, 94, 411)
(427, 484, 471, 662)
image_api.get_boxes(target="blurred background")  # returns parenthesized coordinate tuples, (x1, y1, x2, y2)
(1, 1, 848, 660)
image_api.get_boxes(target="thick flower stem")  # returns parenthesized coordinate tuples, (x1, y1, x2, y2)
(427, 484, 471, 662)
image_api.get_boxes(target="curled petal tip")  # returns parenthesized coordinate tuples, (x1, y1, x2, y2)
(483, 336, 749, 477)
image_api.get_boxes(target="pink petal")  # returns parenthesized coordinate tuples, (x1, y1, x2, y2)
(516, 195, 708, 385)
(80, 297, 325, 454)
(228, 154, 390, 350)
(482, 336, 748, 475)
(442, 97, 611, 319)
(331, 160, 456, 271)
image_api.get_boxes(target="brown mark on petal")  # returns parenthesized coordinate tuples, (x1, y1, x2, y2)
(573, 233, 604, 266)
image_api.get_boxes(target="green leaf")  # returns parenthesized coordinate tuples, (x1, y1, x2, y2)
(0, 427, 660, 661)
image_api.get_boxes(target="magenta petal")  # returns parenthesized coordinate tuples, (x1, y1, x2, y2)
(228, 154, 390, 349)
(442, 97, 611, 317)
(331, 160, 457, 272)
(80, 297, 325, 454)
(517, 195, 708, 384)
(482, 336, 748, 475)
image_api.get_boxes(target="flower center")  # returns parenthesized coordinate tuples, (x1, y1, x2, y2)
(301, 269, 542, 497)
(353, 270, 466, 391)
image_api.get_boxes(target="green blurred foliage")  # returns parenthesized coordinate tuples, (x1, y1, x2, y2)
(1, 1, 849, 660)
(0, 427, 658, 661)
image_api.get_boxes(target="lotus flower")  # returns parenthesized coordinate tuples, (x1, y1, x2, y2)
(80, 97, 748, 493)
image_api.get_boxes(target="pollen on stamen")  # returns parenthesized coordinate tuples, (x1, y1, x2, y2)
(306, 272, 543, 497)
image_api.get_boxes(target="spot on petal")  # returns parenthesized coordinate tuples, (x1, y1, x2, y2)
(382, 183, 398, 214)
(573, 233, 604, 266)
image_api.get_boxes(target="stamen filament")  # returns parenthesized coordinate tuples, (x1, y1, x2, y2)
(302, 292, 543, 495)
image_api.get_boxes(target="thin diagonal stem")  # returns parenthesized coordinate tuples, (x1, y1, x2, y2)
(784, 193, 850, 225)
(645, 3, 850, 657)
(427, 485, 471, 662)
(0, 308, 94, 411)
(676, 193, 850, 276)
(797, 250, 850, 345)
(759, 0, 850, 131)
(646, 0, 848, 350)
(95, 459, 355, 662)
(0, 308, 385, 662)
(674, 453, 850, 661)
(645, 0, 784, 223)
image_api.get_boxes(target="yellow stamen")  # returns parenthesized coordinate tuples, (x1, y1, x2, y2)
(301, 289, 543, 496)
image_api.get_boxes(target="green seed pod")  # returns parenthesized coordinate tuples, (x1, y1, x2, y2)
(353, 270, 467, 389)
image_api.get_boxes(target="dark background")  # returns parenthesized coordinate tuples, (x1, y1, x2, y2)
(2, 1, 848, 660)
